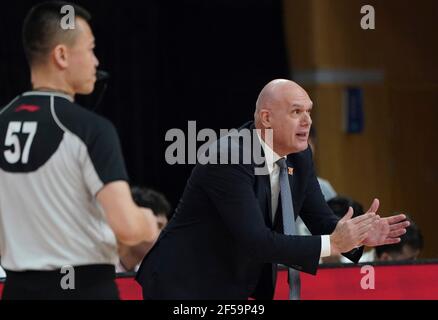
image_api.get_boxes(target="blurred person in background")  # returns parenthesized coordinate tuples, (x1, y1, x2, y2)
(375, 216, 423, 261)
(117, 187, 171, 272)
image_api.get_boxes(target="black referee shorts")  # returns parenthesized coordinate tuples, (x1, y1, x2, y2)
(2, 264, 119, 300)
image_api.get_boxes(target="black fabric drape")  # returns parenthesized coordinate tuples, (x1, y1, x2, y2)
(0, 0, 290, 208)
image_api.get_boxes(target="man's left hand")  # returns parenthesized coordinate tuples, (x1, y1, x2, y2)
(361, 198, 410, 247)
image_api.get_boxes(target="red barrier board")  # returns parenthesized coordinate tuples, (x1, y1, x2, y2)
(1, 263, 437, 300)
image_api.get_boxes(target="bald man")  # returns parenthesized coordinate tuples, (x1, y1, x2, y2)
(136, 79, 408, 300)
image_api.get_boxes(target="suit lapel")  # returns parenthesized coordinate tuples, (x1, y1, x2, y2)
(255, 170, 273, 229)
(250, 123, 273, 229)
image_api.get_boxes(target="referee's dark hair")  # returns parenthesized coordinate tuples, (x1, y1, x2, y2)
(22, 1, 91, 66)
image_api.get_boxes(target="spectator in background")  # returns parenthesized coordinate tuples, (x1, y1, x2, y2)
(131, 186, 171, 231)
(375, 216, 423, 261)
(339, 215, 423, 263)
(117, 187, 172, 272)
(328, 196, 364, 219)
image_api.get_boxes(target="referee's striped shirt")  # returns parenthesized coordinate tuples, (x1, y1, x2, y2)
(0, 91, 128, 271)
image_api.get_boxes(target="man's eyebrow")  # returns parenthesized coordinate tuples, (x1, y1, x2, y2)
(290, 103, 313, 109)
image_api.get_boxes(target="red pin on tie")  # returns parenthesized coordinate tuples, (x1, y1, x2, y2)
(288, 167, 294, 175)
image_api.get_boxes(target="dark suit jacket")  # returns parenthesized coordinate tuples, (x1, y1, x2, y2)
(136, 121, 362, 299)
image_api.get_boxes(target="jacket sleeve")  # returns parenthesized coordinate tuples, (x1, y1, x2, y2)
(197, 162, 322, 275)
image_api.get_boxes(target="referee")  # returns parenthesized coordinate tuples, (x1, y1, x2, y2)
(0, 2, 158, 299)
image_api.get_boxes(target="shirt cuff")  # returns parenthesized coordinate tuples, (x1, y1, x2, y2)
(320, 235, 331, 258)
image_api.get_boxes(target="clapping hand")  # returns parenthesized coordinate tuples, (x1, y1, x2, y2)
(361, 199, 410, 247)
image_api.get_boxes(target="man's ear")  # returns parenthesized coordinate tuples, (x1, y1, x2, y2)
(259, 109, 271, 128)
(52, 44, 69, 69)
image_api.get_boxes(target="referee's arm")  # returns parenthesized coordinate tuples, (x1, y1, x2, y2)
(97, 181, 159, 246)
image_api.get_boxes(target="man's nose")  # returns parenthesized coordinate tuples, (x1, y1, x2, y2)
(301, 112, 312, 126)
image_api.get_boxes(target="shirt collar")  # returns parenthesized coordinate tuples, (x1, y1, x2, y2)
(256, 130, 286, 174)
(22, 90, 74, 102)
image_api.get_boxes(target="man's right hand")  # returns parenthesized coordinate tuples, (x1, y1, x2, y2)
(330, 208, 379, 255)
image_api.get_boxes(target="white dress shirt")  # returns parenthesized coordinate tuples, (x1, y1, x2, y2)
(0, 265, 5, 278)
(256, 132, 331, 258)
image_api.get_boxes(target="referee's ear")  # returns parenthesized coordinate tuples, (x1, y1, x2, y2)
(53, 44, 69, 70)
